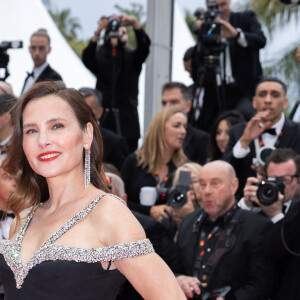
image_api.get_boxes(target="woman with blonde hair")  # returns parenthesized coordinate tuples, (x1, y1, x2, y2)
(121, 106, 187, 222)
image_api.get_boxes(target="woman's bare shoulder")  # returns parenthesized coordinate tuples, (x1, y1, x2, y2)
(91, 193, 146, 246)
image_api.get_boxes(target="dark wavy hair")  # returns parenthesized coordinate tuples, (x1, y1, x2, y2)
(207, 110, 245, 160)
(3, 81, 108, 223)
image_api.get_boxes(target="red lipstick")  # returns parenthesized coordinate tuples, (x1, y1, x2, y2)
(37, 151, 61, 162)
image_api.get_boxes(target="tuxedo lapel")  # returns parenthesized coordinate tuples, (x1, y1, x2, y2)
(278, 119, 296, 147)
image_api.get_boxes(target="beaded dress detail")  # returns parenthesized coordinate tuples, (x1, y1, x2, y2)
(0, 194, 154, 290)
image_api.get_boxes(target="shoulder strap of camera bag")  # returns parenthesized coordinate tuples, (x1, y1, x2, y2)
(198, 208, 242, 284)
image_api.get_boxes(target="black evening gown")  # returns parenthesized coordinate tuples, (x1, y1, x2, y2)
(0, 194, 154, 300)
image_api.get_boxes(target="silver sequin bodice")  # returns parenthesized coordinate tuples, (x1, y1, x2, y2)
(0, 194, 154, 289)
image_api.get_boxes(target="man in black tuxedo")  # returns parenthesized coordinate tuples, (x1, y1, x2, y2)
(21, 28, 63, 95)
(161, 82, 209, 165)
(79, 87, 129, 171)
(189, 0, 265, 130)
(224, 78, 300, 199)
(175, 160, 273, 300)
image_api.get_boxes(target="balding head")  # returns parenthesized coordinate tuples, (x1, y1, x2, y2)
(199, 160, 238, 221)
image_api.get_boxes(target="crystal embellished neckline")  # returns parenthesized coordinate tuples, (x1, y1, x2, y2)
(0, 193, 155, 289)
(14, 193, 110, 266)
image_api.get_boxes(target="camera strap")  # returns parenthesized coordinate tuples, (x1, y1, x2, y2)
(193, 208, 241, 284)
(258, 130, 283, 148)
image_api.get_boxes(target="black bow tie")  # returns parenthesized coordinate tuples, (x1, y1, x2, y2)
(263, 128, 277, 136)
(27, 71, 34, 78)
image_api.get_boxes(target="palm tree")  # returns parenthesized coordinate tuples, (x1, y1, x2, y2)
(49, 8, 81, 42)
(248, 0, 300, 106)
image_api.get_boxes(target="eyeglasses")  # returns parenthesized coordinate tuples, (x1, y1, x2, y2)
(273, 174, 298, 185)
(190, 179, 200, 185)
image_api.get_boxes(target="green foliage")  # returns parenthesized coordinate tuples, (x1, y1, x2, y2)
(49, 8, 81, 41)
(250, 0, 300, 36)
(114, 3, 145, 22)
(247, 0, 300, 107)
(184, 9, 197, 40)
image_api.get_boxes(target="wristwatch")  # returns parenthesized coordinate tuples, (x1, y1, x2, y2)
(234, 28, 242, 40)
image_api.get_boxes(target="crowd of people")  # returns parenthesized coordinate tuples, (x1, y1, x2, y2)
(0, 0, 299, 299)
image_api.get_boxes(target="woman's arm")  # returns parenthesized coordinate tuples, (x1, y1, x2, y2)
(95, 195, 185, 299)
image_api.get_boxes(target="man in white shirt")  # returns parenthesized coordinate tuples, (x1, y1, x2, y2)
(21, 28, 62, 95)
(224, 77, 300, 198)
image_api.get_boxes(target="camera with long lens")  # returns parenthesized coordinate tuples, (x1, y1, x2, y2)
(107, 17, 121, 38)
(156, 171, 191, 209)
(253, 177, 285, 206)
(193, 0, 223, 70)
(252, 145, 275, 168)
(0, 40, 23, 81)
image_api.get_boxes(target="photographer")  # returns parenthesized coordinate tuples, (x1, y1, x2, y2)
(239, 148, 300, 223)
(82, 14, 150, 153)
(189, 0, 265, 131)
(249, 149, 300, 299)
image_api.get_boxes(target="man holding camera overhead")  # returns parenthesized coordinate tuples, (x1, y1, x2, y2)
(82, 14, 150, 153)
(223, 77, 300, 199)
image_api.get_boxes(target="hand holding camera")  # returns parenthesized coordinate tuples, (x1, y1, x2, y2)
(243, 176, 260, 207)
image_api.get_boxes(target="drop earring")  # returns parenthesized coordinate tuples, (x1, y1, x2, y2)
(84, 144, 90, 191)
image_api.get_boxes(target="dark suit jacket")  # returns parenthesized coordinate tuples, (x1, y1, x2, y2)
(21, 65, 63, 94)
(224, 118, 300, 198)
(189, 10, 265, 131)
(82, 29, 150, 139)
(175, 208, 273, 300)
(100, 126, 129, 171)
(229, 11, 266, 98)
(183, 124, 209, 165)
(263, 197, 300, 299)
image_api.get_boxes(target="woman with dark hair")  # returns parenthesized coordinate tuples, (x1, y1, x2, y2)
(121, 107, 187, 222)
(207, 110, 245, 161)
(0, 81, 185, 300)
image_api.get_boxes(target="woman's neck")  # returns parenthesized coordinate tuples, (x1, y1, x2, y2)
(162, 147, 174, 165)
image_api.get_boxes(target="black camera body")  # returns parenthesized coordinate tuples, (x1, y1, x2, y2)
(0, 40, 23, 80)
(156, 171, 191, 209)
(193, 0, 224, 71)
(107, 17, 121, 38)
(254, 177, 285, 206)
